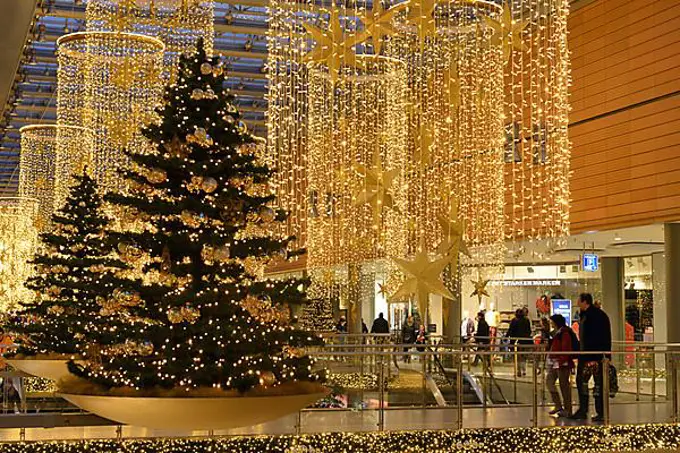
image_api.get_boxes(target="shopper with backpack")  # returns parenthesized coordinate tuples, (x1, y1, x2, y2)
(546, 314, 577, 417)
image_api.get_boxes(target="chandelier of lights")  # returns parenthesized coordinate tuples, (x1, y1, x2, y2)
(384, 0, 507, 270)
(0, 198, 39, 311)
(86, 0, 214, 82)
(19, 124, 93, 231)
(306, 55, 408, 270)
(56, 31, 165, 194)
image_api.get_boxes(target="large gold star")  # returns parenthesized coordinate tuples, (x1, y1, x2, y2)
(390, 251, 453, 316)
(360, 1, 408, 54)
(484, 1, 529, 61)
(352, 153, 399, 222)
(471, 279, 490, 303)
(303, 9, 368, 82)
(435, 198, 470, 269)
(405, 0, 437, 51)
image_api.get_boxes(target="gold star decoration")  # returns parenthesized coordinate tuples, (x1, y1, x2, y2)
(303, 8, 368, 82)
(471, 279, 490, 303)
(390, 250, 454, 317)
(377, 282, 389, 298)
(435, 198, 470, 270)
(352, 153, 399, 223)
(405, 0, 437, 51)
(484, 1, 530, 61)
(360, 1, 408, 54)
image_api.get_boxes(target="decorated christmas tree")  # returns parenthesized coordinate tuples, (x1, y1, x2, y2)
(69, 40, 324, 394)
(5, 172, 129, 358)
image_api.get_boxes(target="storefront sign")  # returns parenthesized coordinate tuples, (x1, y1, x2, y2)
(551, 299, 572, 326)
(489, 280, 561, 287)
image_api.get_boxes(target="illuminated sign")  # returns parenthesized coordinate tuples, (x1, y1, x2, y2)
(582, 254, 599, 272)
(551, 299, 572, 326)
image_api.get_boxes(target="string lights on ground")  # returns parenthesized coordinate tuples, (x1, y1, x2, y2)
(0, 425, 677, 452)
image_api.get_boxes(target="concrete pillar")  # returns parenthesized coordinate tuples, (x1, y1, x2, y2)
(665, 223, 680, 344)
(601, 257, 625, 344)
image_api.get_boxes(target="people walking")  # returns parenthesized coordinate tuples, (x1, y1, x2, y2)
(546, 314, 576, 418)
(570, 293, 612, 422)
(402, 315, 417, 363)
(473, 311, 490, 366)
(370, 312, 390, 334)
(335, 316, 348, 333)
(507, 308, 532, 376)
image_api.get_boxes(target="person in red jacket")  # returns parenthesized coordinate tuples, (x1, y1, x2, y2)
(546, 314, 576, 417)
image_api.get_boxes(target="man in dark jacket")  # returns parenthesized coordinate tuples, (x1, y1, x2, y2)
(507, 308, 533, 376)
(473, 311, 490, 366)
(571, 292, 612, 422)
(370, 313, 390, 334)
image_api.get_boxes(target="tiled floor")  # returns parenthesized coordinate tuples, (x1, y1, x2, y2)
(0, 400, 671, 441)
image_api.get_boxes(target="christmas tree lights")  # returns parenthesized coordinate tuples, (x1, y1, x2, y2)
(69, 42, 324, 394)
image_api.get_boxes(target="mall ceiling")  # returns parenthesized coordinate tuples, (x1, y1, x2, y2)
(0, 0, 587, 196)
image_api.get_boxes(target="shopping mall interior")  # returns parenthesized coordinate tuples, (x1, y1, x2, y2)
(0, 0, 677, 451)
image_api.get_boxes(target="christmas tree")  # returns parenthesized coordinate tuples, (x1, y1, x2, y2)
(5, 172, 129, 358)
(69, 40, 324, 394)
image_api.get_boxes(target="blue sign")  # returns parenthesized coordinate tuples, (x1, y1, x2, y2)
(551, 299, 572, 326)
(582, 254, 599, 272)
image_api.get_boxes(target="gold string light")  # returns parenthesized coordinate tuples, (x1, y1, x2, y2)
(0, 424, 675, 451)
(266, 0, 314, 251)
(86, 0, 214, 81)
(19, 124, 94, 230)
(0, 198, 38, 311)
(18, 125, 58, 232)
(306, 55, 407, 270)
(56, 31, 165, 194)
(502, 0, 571, 242)
(384, 0, 506, 271)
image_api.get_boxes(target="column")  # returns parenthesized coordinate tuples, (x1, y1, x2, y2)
(601, 257, 625, 344)
(665, 223, 680, 344)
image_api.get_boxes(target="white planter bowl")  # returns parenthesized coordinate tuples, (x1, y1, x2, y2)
(7, 359, 83, 382)
(58, 391, 327, 430)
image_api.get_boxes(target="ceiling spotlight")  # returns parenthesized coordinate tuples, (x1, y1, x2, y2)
(614, 233, 622, 241)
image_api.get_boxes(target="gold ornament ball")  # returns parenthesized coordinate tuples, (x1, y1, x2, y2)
(201, 177, 218, 193)
(214, 245, 231, 262)
(223, 114, 236, 124)
(259, 206, 276, 223)
(212, 66, 223, 77)
(237, 121, 248, 134)
(191, 88, 204, 100)
(200, 62, 213, 75)
(147, 168, 167, 184)
(260, 371, 276, 386)
(167, 308, 183, 324)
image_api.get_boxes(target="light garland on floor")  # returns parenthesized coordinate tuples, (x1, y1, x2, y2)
(86, 0, 214, 81)
(0, 424, 678, 452)
(56, 31, 165, 194)
(502, 0, 571, 243)
(0, 197, 38, 311)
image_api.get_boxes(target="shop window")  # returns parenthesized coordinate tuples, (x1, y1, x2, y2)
(504, 122, 522, 163)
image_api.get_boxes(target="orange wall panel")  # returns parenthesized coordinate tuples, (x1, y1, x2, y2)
(567, 0, 680, 233)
